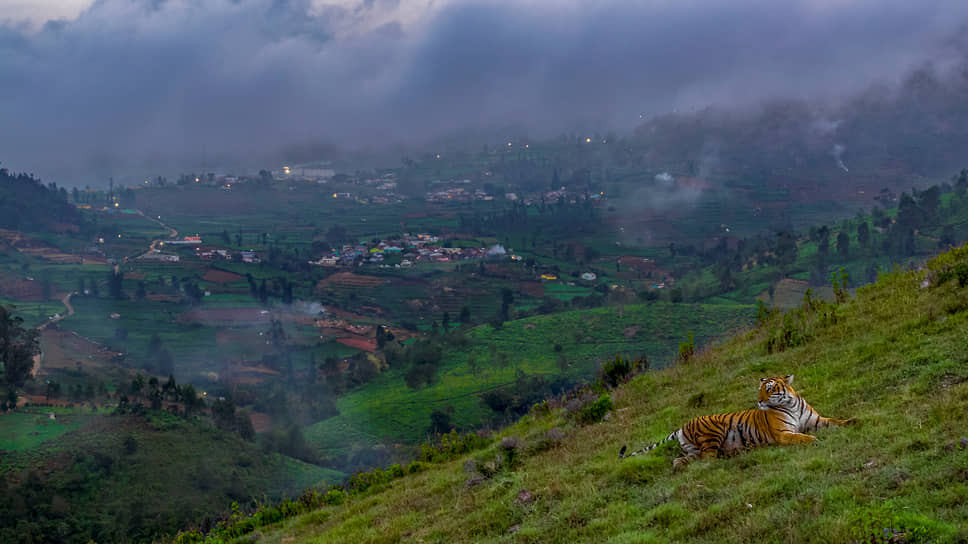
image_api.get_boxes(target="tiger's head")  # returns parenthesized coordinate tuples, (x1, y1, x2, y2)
(757, 375, 797, 410)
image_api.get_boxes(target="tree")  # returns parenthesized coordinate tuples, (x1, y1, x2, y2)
(956, 169, 968, 192)
(459, 305, 471, 326)
(940, 225, 956, 248)
(108, 270, 124, 300)
(211, 397, 238, 431)
(236, 410, 256, 441)
(0, 305, 40, 388)
(836, 231, 850, 259)
(500, 288, 514, 322)
(896, 193, 924, 230)
(668, 287, 684, 303)
(713, 262, 735, 291)
(917, 185, 941, 222)
(375, 325, 387, 349)
(816, 225, 831, 256)
(326, 225, 350, 248)
(157, 348, 174, 377)
(429, 410, 452, 434)
(267, 319, 287, 350)
(857, 221, 870, 248)
(775, 231, 798, 271)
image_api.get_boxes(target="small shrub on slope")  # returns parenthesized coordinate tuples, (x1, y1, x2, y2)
(599, 355, 648, 389)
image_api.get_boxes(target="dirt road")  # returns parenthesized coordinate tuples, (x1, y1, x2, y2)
(138, 209, 179, 256)
(30, 292, 75, 378)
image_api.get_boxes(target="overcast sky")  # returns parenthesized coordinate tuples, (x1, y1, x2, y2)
(2, 0, 967, 184)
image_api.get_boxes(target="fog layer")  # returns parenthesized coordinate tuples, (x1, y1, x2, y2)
(1, 0, 967, 182)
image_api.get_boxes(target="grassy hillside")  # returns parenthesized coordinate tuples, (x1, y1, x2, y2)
(186, 245, 968, 543)
(305, 301, 755, 455)
(0, 407, 341, 543)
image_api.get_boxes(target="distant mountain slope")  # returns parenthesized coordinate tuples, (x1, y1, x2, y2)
(628, 63, 968, 219)
(207, 244, 968, 543)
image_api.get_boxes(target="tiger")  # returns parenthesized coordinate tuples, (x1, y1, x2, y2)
(618, 375, 854, 470)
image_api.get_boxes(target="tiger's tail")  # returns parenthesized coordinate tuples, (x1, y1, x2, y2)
(619, 430, 680, 459)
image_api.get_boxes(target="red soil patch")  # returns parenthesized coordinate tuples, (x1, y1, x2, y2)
(518, 282, 545, 298)
(223, 363, 280, 386)
(618, 256, 662, 273)
(214, 329, 272, 354)
(145, 294, 182, 302)
(317, 272, 386, 288)
(179, 307, 270, 325)
(0, 229, 97, 264)
(249, 412, 272, 434)
(624, 325, 642, 338)
(35, 327, 114, 375)
(0, 273, 45, 301)
(336, 336, 377, 352)
(202, 268, 244, 284)
(23, 395, 82, 407)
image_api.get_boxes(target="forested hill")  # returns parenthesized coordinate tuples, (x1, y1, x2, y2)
(631, 63, 968, 192)
(175, 243, 968, 543)
(0, 167, 79, 232)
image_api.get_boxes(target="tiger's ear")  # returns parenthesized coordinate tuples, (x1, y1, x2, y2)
(785, 374, 794, 385)
(760, 377, 767, 382)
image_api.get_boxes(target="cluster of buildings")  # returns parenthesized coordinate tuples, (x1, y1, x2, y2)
(141, 236, 261, 264)
(424, 185, 495, 203)
(309, 233, 492, 268)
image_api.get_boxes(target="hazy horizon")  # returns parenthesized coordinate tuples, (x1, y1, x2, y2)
(2, 0, 968, 184)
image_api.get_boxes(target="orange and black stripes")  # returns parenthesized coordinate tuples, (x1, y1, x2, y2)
(619, 375, 853, 468)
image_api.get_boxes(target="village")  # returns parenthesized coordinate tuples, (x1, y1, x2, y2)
(308, 232, 490, 268)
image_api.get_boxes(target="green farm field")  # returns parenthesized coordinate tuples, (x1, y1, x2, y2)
(305, 301, 756, 453)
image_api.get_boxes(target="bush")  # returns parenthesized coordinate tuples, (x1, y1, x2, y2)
(599, 355, 647, 389)
(765, 312, 806, 354)
(927, 242, 968, 287)
(677, 332, 696, 363)
(324, 488, 347, 506)
(577, 394, 613, 424)
(499, 436, 523, 468)
(406, 461, 429, 474)
(418, 429, 491, 463)
(172, 530, 204, 544)
(528, 427, 566, 454)
(348, 469, 392, 493)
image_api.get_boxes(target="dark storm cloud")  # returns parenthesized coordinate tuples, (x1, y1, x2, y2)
(1, 0, 967, 183)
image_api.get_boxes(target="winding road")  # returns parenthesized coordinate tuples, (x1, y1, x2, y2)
(25, 209, 179, 383)
(137, 209, 179, 256)
(30, 292, 75, 378)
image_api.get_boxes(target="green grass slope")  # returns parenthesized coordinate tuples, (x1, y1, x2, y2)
(211, 247, 968, 543)
(0, 408, 342, 543)
(305, 301, 755, 454)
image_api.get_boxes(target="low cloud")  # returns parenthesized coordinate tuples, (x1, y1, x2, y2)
(2, 0, 968, 183)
